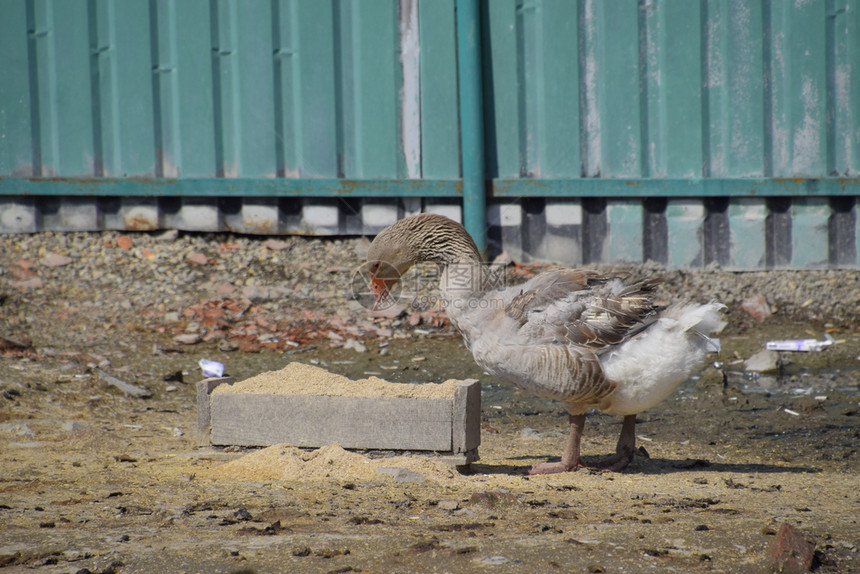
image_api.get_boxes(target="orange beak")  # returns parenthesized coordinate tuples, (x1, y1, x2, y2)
(371, 276, 397, 310)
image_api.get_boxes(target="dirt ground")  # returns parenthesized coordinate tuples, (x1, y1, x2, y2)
(1, 231, 859, 574)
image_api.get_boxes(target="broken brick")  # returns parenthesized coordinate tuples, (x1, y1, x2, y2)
(768, 522, 815, 574)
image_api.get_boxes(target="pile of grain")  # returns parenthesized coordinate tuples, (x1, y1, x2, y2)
(212, 361, 459, 399)
(205, 443, 460, 483)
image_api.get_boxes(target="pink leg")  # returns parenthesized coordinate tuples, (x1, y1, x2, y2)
(528, 414, 586, 475)
(590, 414, 637, 471)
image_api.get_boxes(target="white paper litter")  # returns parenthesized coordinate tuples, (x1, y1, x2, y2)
(765, 333, 834, 352)
(199, 358, 225, 378)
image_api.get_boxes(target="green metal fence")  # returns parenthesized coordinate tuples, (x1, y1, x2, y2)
(1, 0, 859, 268)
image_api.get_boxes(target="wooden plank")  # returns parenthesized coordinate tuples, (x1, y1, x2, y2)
(209, 394, 454, 451)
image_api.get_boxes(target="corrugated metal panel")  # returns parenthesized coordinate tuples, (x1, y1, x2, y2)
(418, 1, 461, 178)
(476, 0, 860, 269)
(4, 0, 859, 181)
(1, 0, 859, 270)
(0, 0, 462, 180)
(483, 0, 860, 180)
(0, 1, 32, 176)
(3, 0, 859, 181)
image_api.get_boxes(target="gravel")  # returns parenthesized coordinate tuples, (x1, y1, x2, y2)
(2, 229, 859, 355)
(1, 229, 859, 574)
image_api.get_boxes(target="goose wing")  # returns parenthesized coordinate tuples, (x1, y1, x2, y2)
(505, 269, 661, 351)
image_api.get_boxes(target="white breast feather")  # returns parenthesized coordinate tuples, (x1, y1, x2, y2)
(600, 302, 725, 415)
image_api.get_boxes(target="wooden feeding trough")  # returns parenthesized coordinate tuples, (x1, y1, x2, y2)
(197, 362, 481, 465)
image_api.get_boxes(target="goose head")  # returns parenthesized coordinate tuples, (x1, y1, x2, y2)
(365, 214, 483, 307)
